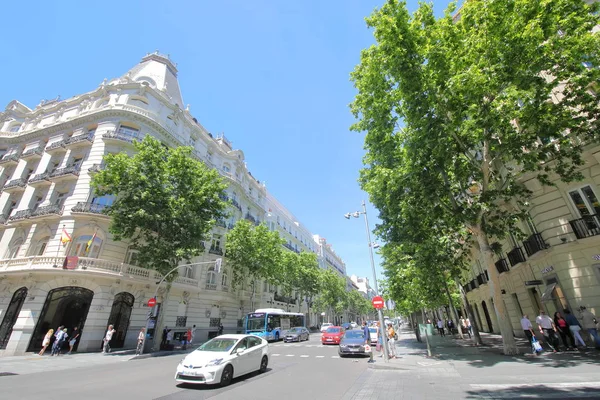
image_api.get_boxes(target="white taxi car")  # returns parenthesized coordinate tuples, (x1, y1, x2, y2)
(175, 334, 269, 387)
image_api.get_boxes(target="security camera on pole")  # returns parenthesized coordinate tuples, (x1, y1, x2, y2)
(139, 258, 223, 355)
(344, 201, 390, 362)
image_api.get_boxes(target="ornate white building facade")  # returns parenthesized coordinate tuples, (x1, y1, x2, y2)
(0, 53, 351, 356)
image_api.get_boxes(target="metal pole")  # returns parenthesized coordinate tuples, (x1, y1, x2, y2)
(361, 200, 389, 362)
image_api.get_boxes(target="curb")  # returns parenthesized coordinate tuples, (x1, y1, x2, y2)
(129, 349, 194, 360)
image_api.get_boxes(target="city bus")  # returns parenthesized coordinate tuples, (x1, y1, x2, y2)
(244, 308, 305, 341)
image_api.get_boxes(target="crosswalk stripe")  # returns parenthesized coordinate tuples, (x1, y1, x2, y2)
(286, 354, 295, 357)
(316, 356, 324, 358)
(300, 355, 309, 358)
(272, 354, 280, 356)
(331, 356, 339, 359)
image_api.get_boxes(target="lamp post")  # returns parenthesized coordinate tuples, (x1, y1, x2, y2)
(140, 259, 221, 355)
(345, 200, 389, 362)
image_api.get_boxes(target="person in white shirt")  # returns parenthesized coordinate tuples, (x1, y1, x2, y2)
(436, 319, 445, 337)
(536, 310, 559, 352)
(103, 324, 116, 354)
(520, 315, 537, 355)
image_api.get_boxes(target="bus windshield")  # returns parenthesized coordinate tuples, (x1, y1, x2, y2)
(246, 314, 266, 332)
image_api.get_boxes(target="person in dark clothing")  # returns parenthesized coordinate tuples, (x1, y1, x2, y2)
(218, 324, 224, 335)
(554, 312, 575, 350)
(161, 326, 169, 349)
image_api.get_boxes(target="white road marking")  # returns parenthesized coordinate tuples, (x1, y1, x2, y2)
(300, 355, 309, 358)
(285, 354, 295, 357)
(331, 356, 340, 359)
(316, 356, 325, 358)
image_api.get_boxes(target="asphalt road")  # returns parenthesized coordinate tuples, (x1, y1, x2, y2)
(0, 334, 370, 400)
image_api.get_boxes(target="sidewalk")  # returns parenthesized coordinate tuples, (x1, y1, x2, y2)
(0, 348, 194, 376)
(343, 327, 600, 399)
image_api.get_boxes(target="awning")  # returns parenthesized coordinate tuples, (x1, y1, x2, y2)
(541, 283, 557, 302)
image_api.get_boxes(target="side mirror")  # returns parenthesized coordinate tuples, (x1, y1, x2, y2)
(236, 348, 245, 355)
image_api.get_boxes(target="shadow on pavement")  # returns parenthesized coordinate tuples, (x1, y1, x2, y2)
(176, 368, 273, 391)
(397, 328, 600, 369)
(465, 383, 600, 399)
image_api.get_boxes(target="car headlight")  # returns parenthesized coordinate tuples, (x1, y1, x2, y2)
(339, 344, 347, 348)
(205, 358, 224, 367)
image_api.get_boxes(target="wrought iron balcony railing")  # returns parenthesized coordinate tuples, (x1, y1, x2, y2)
(0, 153, 21, 164)
(523, 233, 548, 257)
(495, 258, 510, 274)
(8, 209, 32, 221)
(49, 164, 81, 179)
(71, 202, 109, 215)
(231, 199, 242, 212)
(103, 130, 139, 143)
(569, 214, 600, 239)
(507, 246, 526, 266)
(45, 140, 66, 151)
(21, 146, 44, 158)
(31, 204, 63, 218)
(3, 178, 27, 190)
(29, 172, 50, 184)
(65, 132, 94, 146)
(244, 213, 257, 224)
(209, 247, 223, 256)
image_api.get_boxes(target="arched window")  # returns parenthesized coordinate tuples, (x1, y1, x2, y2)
(29, 236, 50, 256)
(0, 287, 27, 349)
(70, 234, 103, 258)
(221, 270, 228, 287)
(117, 123, 141, 140)
(6, 238, 23, 259)
(206, 266, 217, 285)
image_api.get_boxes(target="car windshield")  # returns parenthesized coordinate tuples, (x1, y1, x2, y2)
(288, 328, 302, 333)
(344, 331, 365, 339)
(326, 327, 341, 333)
(196, 338, 237, 352)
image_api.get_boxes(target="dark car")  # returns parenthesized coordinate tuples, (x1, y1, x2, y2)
(341, 322, 352, 330)
(338, 330, 368, 357)
(284, 327, 310, 342)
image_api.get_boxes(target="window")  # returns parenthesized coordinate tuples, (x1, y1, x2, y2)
(569, 186, 600, 217)
(32, 195, 44, 210)
(207, 266, 217, 285)
(9, 124, 21, 133)
(49, 160, 59, 173)
(126, 249, 140, 266)
(87, 127, 97, 136)
(222, 164, 230, 173)
(91, 194, 115, 207)
(221, 270, 228, 287)
(4, 200, 17, 217)
(54, 192, 68, 208)
(71, 234, 103, 258)
(31, 236, 49, 256)
(117, 125, 140, 139)
(524, 212, 538, 235)
(6, 239, 23, 259)
(24, 168, 34, 181)
(70, 157, 83, 168)
(211, 234, 222, 251)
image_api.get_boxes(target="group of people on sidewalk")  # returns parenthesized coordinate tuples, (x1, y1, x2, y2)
(363, 321, 397, 362)
(521, 307, 600, 354)
(432, 317, 472, 338)
(38, 325, 81, 356)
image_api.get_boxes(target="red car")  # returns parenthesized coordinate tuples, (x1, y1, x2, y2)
(321, 326, 345, 345)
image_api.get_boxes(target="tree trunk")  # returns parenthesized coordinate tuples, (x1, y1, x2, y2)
(421, 308, 432, 356)
(250, 279, 256, 311)
(455, 277, 483, 345)
(475, 231, 518, 355)
(443, 277, 463, 339)
(152, 283, 172, 352)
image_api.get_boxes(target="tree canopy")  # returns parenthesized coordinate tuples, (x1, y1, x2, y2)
(91, 135, 228, 277)
(351, 0, 600, 354)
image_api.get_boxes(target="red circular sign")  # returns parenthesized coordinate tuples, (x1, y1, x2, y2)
(372, 296, 384, 309)
(148, 298, 157, 307)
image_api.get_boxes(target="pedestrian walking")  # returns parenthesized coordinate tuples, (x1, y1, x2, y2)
(580, 306, 600, 349)
(536, 310, 560, 352)
(436, 319, 445, 337)
(461, 318, 471, 338)
(553, 312, 575, 350)
(51, 327, 68, 356)
(376, 321, 383, 357)
(521, 314, 538, 355)
(218, 324, 224, 336)
(161, 326, 169, 348)
(447, 319, 455, 335)
(67, 326, 81, 354)
(387, 323, 396, 358)
(166, 328, 174, 347)
(102, 324, 116, 354)
(189, 325, 196, 345)
(39, 328, 54, 356)
(363, 321, 374, 363)
(136, 328, 145, 355)
(564, 309, 586, 349)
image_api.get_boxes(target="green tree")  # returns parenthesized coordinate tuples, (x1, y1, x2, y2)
(351, 0, 600, 354)
(91, 135, 227, 277)
(289, 252, 321, 314)
(225, 220, 284, 309)
(314, 269, 348, 322)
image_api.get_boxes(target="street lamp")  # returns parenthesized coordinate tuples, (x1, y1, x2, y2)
(344, 200, 389, 362)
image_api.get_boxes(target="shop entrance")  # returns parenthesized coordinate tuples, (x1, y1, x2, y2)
(27, 287, 93, 352)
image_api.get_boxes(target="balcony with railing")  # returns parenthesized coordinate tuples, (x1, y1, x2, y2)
(569, 214, 600, 240)
(231, 199, 242, 212)
(205, 282, 218, 290)
(523, 233, 548, 257)
(476, 273, 487, 286)
(209, 246, 223, 256)
(8, 209, 32, 222)
(507, 247, 526, 266)
(49, 165, 80, 181)
(88, 163, 105, 174)
(45, 140, 66, 153)
(30, 204, 63, 219)
(65, 132, 94, 148)
(0, 153, 21, 165)
(28, 172, 51, 186)
(495, 258, 510, 274)
(244, 213, 257, 224)
(21, 146, 44, 159)
(3, 178, 27, 192)
(103, 130, 140, 144)
(71, 202, 109, 216)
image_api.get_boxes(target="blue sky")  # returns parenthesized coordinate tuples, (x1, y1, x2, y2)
(1, 1, 449, 284)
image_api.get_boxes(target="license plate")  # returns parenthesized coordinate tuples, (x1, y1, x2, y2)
(350, 348, 359, 352)
(326, 338, 332, 341)
(184, 369, 199, 376)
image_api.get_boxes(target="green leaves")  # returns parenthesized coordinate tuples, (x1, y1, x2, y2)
(91, 136, 228, 277)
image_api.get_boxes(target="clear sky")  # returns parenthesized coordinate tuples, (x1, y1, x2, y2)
(0, 0, 449, 284)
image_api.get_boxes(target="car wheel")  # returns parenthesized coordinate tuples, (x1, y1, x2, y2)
(220, 365, 233, 387)
(260, 355, 268, 373)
